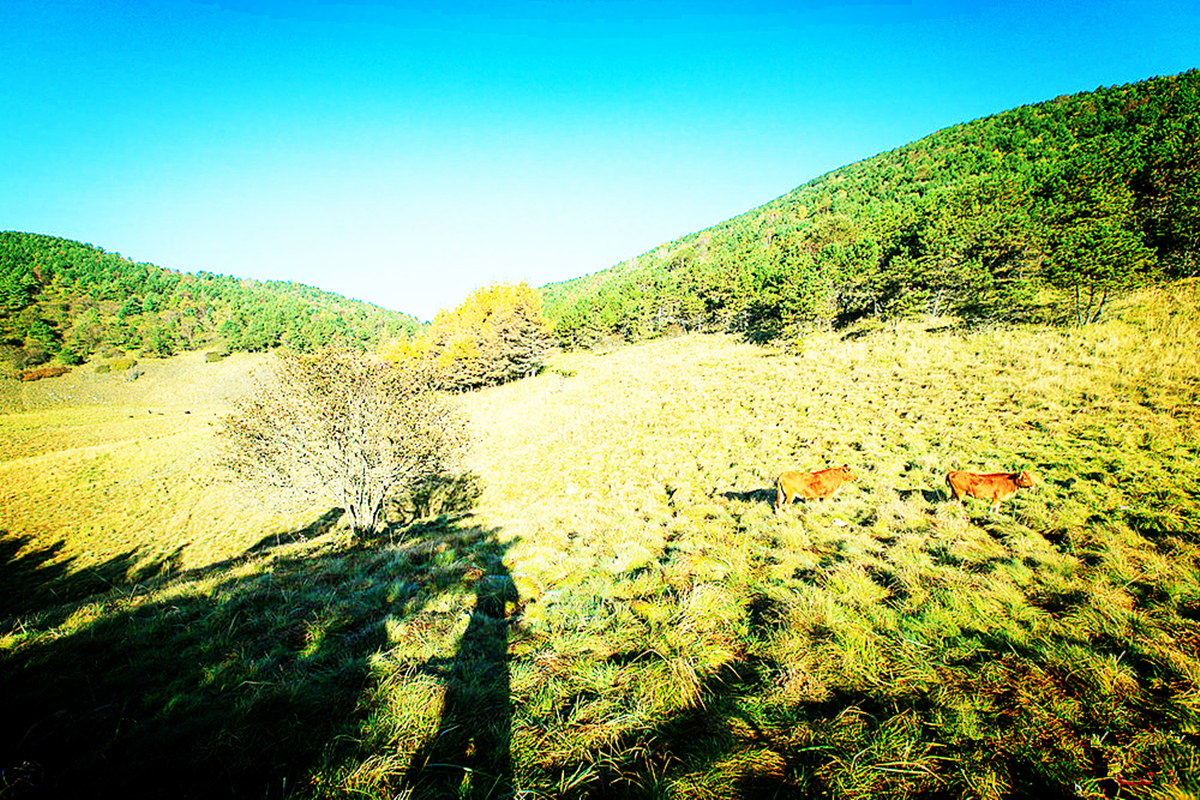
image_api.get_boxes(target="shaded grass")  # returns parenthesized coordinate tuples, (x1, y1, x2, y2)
(2, 511, 517, 798)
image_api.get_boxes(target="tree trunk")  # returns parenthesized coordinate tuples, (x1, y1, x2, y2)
(1088, 285, 1110, 324)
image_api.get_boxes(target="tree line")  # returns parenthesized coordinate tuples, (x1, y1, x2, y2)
(543, 70, 1200, 345)
(0, 232, 419, 370)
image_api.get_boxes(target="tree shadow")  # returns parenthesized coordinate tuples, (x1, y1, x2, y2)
(1, 532, 184, 632)
(0, 533, 72, 623)
(239, 471, 485, 557)
(247, 506, 346, 553)
(0, 497, 515, 798)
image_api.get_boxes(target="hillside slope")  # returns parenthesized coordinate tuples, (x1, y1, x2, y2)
(3, 282, 1198, 796)
(0, 232, 419, 372)
(544, 70, 1200, 346)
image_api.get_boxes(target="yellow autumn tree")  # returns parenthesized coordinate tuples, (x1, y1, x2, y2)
(386, 282, 555, 390)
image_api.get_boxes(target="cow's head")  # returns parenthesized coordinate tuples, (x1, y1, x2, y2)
(1014, 470, 1034, 488)
(840, 465, 861, 482)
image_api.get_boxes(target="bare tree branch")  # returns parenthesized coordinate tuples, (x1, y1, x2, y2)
(219, 349, 468, 536)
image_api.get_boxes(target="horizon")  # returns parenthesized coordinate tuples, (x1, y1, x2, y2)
(3, 0, 1198, 321)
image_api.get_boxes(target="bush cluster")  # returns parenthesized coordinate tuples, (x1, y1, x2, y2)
(17, 365, 70, 382)
(387, 282, 556, 391)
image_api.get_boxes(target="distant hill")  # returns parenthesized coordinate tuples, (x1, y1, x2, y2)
(0, 232, 419, 371)
(543, 70, 1200, 346)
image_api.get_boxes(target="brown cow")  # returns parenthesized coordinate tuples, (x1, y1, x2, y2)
(775, 465, 859, 512)
(945, 470, 1034, 514)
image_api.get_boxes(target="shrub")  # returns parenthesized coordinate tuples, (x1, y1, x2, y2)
(219, 349, 468, 536)
(56, 346, 85, 366)
(19, 365, 70, 382)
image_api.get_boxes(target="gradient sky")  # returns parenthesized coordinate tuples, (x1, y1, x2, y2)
(3, 0, 1197, 320)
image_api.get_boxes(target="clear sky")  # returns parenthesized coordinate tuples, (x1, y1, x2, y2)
(3, 0, 1197, 320)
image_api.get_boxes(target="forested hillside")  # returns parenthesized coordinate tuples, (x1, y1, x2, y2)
(0, 233, 418, 371)
(7, 71, 1197, 367)
(544, 70, 1200, 346)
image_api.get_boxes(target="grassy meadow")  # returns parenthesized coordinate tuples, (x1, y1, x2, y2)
(3, 283, 1200, 798)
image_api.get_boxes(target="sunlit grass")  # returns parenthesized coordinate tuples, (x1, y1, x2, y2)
(0, 351, 311, 576)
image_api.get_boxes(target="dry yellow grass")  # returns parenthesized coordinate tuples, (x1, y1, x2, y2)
(0, 352, 324, 572)
(464, 281, 1200, 605)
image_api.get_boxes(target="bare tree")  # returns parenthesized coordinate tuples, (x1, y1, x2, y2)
(220, 349, 468, 536)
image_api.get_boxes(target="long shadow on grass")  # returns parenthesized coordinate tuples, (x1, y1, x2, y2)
(247, 506, 346, 553)
(403, 547, 518, 798)
(0, 484, 512, 798)
(0, 531, 184, 631)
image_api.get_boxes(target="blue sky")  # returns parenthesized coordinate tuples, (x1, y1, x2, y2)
(3, 1, 1197, 320)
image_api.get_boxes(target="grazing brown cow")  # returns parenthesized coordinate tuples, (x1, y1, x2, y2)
(775, 465, 860, 512)
(945, 470, 1034, 514)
